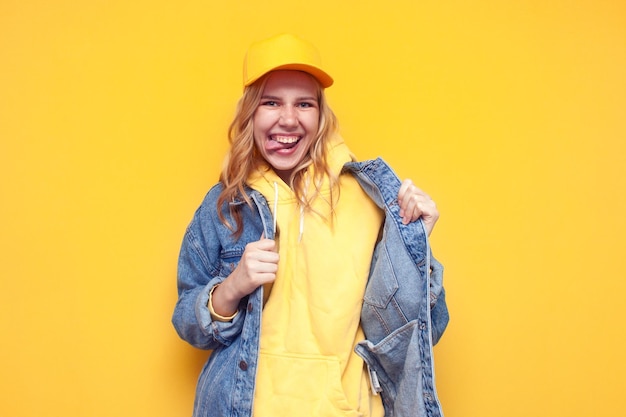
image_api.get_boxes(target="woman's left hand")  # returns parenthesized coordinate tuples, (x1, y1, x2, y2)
(397, 179, 439, 236)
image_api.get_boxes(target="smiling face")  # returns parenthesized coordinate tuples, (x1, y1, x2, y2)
(253, 70, 320, 184)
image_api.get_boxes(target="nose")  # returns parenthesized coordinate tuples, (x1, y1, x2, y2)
(279, 105, 298, 127)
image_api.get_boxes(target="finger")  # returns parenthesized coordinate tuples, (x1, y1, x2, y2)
(407, 194, 437, 224)
(397, 179, 414, 205)
(419, 201, 439, 233)
(398, 180, 414, 220)
(248, 257, 279, 274)
(402, 190, 425, 221)
(406, 188, 431, 210)
(247, 255, 279, 282)
(255, 248, 279, 264)
(252, 238, 279, 259)
(403, 194, 423, 224)
(249, 237, 276, 251)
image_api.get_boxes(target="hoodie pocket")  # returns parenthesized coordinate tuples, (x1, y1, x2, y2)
(253, 350, 361, 417)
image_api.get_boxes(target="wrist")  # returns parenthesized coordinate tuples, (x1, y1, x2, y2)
(208, 284, 239, 322)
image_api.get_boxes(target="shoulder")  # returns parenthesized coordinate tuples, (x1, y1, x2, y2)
(203, 183, 225, 205)
(344, 158, 401, 190)
(200, 182, 256, 208)
(191, 182, 261, 232)
(185, 183, 225, 232)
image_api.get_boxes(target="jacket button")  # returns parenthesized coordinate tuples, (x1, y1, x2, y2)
(247, 303, 253, 312)
(239, 360, 248, 371)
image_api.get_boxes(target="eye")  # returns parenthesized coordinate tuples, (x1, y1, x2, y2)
(261, 100, 278, 107)
(298, 102, 316, 108)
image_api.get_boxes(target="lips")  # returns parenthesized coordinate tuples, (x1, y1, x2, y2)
(266, 134, 301, 151)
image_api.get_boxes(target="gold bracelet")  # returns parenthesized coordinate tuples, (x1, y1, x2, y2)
(208, 284, 239, 322)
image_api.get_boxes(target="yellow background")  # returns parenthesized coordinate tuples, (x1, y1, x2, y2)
(1, 0, 625, 416)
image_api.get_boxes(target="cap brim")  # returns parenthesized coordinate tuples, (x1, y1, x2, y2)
(245, 63, 333, 88)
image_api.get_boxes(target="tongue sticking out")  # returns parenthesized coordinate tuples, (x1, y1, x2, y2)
(266, 136, 300, 151)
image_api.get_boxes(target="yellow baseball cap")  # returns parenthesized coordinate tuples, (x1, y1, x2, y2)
(243, 33, 334, 88)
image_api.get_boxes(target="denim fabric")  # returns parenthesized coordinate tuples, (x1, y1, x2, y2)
(172, 158, 449, 417)
(346, 159, 448, 417)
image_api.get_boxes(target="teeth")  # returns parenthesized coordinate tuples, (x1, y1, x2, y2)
(273, 135, 299, 144)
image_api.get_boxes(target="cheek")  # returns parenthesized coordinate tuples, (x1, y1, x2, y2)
(253, 111, 274, 137)
(305, 113, 320, 133)
(252, 115, 265, 140)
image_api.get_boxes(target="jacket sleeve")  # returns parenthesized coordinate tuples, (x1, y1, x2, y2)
(171, 191, 246, 350)
(429, 254, 449, 345)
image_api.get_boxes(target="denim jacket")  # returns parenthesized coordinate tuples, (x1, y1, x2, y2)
(172, 158, 449, 417)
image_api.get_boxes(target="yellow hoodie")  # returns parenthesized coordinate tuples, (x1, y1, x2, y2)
(248, 137, 385, 417)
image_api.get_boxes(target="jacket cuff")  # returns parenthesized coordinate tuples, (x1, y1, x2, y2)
(195, 278, 245, 346)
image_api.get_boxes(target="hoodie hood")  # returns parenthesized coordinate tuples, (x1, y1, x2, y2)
(247, 134, 355, 240)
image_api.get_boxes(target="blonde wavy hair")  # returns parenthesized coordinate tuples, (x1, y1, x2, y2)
(217, 71, 340, 237)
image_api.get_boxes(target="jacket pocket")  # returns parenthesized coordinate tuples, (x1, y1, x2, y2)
(253, 350, 361, 417)
(218, 247, 244, 276)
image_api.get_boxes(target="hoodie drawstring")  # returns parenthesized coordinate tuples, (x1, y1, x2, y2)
(272, 180, 305, 242)
(298, 174, 311, 242)
(298, 205, 304, 242)
(273, 182, 278, 237)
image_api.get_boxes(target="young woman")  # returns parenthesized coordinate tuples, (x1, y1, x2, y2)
(172, 33, 449, 417)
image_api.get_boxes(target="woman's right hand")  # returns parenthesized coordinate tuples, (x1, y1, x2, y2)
(210, 237, 279, 317)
